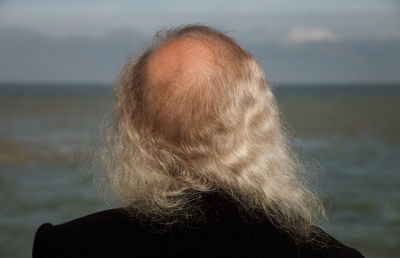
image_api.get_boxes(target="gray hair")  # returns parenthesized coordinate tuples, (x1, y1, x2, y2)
(97, 25, 325, 241)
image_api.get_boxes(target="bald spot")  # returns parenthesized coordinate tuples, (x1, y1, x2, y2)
(146, 37, 217, 97)
(144, 37, 223, 140)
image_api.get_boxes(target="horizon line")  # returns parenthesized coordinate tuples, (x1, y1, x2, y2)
(1, 81, 400, 87)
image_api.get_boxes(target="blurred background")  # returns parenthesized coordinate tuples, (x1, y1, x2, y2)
(0, 1, 399, 257)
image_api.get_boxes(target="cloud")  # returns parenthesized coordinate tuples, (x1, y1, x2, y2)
(283, 27, 339, 45)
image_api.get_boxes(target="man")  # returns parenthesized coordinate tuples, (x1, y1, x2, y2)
(33, 25, 363, 257)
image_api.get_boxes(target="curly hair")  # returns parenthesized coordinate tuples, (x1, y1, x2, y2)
(97, 25, 325, 240)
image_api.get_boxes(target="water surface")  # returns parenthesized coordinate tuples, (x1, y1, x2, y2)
(0, 83, 399, 258)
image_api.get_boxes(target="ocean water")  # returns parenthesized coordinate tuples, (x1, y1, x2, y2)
(0, 83, 399, 257)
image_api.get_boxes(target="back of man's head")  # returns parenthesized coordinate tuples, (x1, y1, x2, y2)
(100, 25, 323, 240)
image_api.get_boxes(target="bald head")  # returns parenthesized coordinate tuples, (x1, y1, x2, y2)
(118, 25, 263, 143)
(147, 37, 216, 90)
(144, 25, 252, 100)
(142, 35, 236, 141)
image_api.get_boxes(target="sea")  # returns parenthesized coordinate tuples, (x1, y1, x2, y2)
(0, 83, 399, 258)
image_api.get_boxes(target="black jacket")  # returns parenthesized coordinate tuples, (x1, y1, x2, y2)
(33, 193, 364, 258)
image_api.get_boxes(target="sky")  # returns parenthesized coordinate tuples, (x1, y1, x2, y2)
(0, 0, 399, 83)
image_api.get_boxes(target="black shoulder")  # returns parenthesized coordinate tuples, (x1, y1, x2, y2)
(32, 209, 137, 258)
(298, 227, 364, 258)
(32, 223, 55, 258)
(53, 208, 130, 228)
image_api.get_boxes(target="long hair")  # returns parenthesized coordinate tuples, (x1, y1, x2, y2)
(97, 25, 325, 240)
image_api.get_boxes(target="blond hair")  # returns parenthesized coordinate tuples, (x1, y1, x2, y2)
(97, 25, 325, 240)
